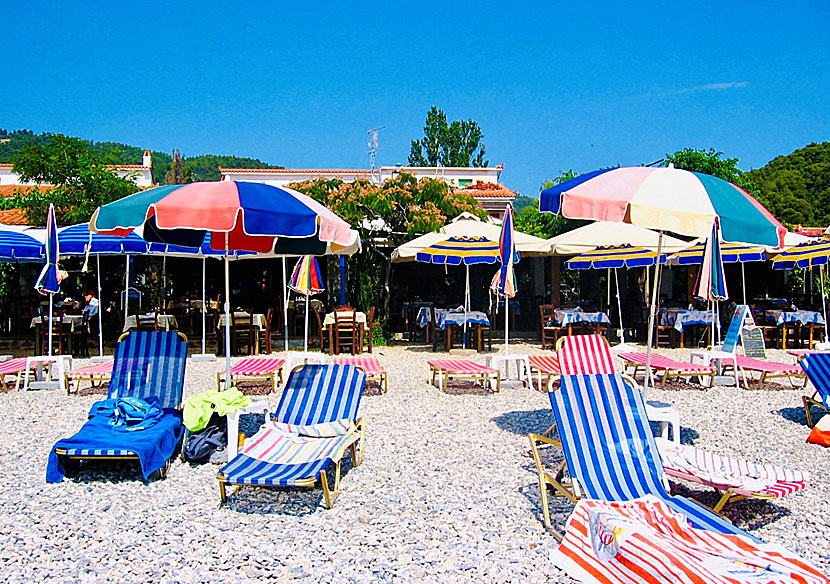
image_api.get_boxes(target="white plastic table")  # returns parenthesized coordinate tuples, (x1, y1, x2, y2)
(226, 399, 270, 461)
(22, 355, 73, 392)
(689, 349, 739, 387)
(485, 354, 534, 390)
(645, 400, 681, 444)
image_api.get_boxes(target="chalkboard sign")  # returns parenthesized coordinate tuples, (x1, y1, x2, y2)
(741, 326, 767, 359)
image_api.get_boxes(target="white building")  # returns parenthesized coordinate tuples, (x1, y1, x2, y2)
(0, 150, 154, 187)
(219, 164, 516, 219)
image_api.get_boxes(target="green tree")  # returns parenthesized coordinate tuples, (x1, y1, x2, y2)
(514, 170, 584, 239)
(408, 106, 488, 167)
(291, 174, 487, 324)
(164, 148, 192, 184)
(3, 135, 140, 225)
(665, 147, 761, 198)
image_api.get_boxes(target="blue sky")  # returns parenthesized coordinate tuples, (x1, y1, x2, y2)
(2, 1, 828, 196)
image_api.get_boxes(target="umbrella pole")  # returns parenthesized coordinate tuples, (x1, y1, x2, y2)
(504, 295, 509, 357)
(48, 293, 53, 357)
(224, 234, 232, 390)
(607, 268, 611, 311)
(304, 295, 310, 353)
(283, 257, 289, 353)
(97, 255, 103, 357)
(643, 231, 663, 392)
(124, 256, 129, 328)
(822, 265, 829, 344)
(741, 263, 747, 305)
(463, 264, 469, 349)
(162, 256, 167, 310)
(615, 268, 625, 345)
(201, 257, 206, 356)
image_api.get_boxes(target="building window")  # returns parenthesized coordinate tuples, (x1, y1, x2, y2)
(458, 179, 473, 187)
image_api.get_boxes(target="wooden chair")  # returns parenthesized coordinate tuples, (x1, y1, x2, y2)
(430, 306, 449, 352)
(69, 312, 90, 357)
(313, 306, 327, 351)
(333, 307, 359, 355)
(654, 323, 677, 348)
(257, 308, 274, 354)
(136, 310, 160, 332)
(539, 304, 560, 350)
(40, 310, 66, 355)
(231, 311, 255, 355)
(364, 307, 376, 353)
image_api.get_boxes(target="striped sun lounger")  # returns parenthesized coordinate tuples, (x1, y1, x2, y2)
(218, 364, 366, 508)
(64, 360, 114, 394)
(427, 359, 500, 392)
(619, 351, 715, 387)
(0, 358, 29, 392)
(217, 357, 285, 393)
(529, 334, 756, 539)
(552, 496, 828, 584)
(655, 437, 808, 512)
(799, 353, 830, 427)
(528, 355, 560, 391)
(332, 356, 387, 393)
(731, 354, 808, 390)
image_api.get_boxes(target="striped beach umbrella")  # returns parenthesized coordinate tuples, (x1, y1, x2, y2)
(0, 229, 43, 262)
(540, 166, 786, 391)
(771, 239, 830, 342)
(672, 240, 765, 305)
(417, 236, 499, 348)
(34, 204, 61, 356)
(694, 223, 729, 302)
(289, 255, 324, 352)
(493, 205, 518, 356)
(566, 245, 665, 347)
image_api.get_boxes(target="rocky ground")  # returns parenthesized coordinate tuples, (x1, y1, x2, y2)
(0, 342, 827, 583)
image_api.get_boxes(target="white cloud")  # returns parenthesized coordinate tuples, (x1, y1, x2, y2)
(675, 81, 749, 94)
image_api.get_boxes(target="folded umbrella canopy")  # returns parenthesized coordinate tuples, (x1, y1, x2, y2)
(492, 205, 519, 356)
(540, 165, 787, 391)
(671, 239, 766, 305)
(91, 181, 358, 389)
(416, 236, 500, 348)
(694, 222, 729, 347)
(35, 204, 62, 356)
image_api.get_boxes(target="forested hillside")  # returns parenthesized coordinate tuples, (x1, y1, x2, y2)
(0, 129, 281, 183)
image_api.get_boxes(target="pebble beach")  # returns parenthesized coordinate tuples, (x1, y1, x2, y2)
(1, 342, 828, 583)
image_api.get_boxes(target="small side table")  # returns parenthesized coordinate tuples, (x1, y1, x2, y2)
(689, 350, 739, 388)
(22, 355, 72, 392)
(485, 354, 534, 390)
(226, 399, 270, 461)
(645, 400, 681, 444)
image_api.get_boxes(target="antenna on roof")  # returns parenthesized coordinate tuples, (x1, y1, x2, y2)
(367, 126, 385, 184)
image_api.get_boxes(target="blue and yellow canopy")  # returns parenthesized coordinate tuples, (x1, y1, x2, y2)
(566, 244, 665, 270)
(415, 236, 500, 265)
(671, 241, 765, 265)
(770, 239, 830, 269)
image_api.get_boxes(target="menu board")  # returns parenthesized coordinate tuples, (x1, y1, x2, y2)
(741, 326, 766, 359)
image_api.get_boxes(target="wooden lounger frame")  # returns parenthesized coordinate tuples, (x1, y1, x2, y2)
(216, 366, 283, 393)
(428, 361, 500, 392)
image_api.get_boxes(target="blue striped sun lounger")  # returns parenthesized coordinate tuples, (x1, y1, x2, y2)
(799, 353, 830, 427)
(217, 364, 366, 508)
(49, 332, 188, 482)
(529, 334, 757, 540)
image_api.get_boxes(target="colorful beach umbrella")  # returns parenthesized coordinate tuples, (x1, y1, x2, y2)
(289, 255, 325, 352)
(493, 205, 518, 357)
(91, 181, 358, 389)
(540, 166, 787, 391)
(34, 204, 61, 356)
(0, 229, 44, 262)
(566, 245, 665, 347)
(417, 236, 500, 348)
(694, 223, 729, 302)
(771, 239, 830, 343)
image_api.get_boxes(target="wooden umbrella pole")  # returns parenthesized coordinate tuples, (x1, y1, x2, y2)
(643, 231, 663, 392)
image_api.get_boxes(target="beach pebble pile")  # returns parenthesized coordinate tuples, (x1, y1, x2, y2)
(0, 342, 827, 582)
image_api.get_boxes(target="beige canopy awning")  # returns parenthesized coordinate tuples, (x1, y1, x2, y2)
(391, 212, 552, 262)
(546, 222, 691, 256)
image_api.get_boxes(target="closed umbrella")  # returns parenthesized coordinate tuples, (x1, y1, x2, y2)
(670, 240, 765, 305)
(492, 205, 519, 356)
(566, 244, 666, 348)
(34, 204, 62, 356)
(540, 165, 786, 391)
(693, 222, 729, 346)
(91, 181, 358, 390)
(288, 255, 324, 352)
(415, 235, 500, 347)
(771, 239, 830, 344)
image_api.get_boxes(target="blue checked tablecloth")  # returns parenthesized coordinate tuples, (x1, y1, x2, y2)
(417, 308, 490, 329)
(554, 309, 611, 327)
(772, 310, 825, 326)
(671, 310, 714, 332)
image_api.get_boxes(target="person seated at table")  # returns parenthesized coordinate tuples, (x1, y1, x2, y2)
(82, 289, 99, 318)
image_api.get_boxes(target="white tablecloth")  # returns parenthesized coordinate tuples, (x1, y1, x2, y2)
(30, 315, 86, 332)
(770, 310, 825, 326)
(554, 309, 610, 327)
(323, 311, 367, 329)
(217, 312, 267, 330)
(123, 314, 179, 332)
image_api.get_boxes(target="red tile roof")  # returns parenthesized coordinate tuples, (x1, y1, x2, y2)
(0, 209, 29, 225)
(454, 182, 516, 199)
(0, 184, 56, 197)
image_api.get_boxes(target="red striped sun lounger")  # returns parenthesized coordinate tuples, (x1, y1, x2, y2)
(552, 496, 828, 584)
(655, 437, 808, 512)
(0, 358, 28, 392)
(331, 356, 387, 393)
(217, 357, 285, 392)
(732, 355, 807, 390)
(64, 360, 114, 394)
(427, 359, 499, 392)
(619, 352, 715, 387)
(528, 355, 560, 391)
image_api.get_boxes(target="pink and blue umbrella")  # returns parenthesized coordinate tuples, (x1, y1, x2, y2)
(492, 205, 519, 356)
(34, 204, 61, 356)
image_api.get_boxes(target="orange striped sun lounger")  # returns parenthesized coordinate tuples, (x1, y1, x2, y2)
(427, 359, 499, 392)
(730, 355, 808, 390)
(217, 357, 285, 393)
(0, 358, 28, 392)
(332, 356, 387, 393)
(619, 352, 715, 387)
(655, 437, 808, 512)
(552, 496, 828, 584)
(64, 360, 114, 394)
(528, 355, 560, 391)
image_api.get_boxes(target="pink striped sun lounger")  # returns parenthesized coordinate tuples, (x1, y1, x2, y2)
(64, 360, 114, 394)
(331, 356, 387, 393)
(552, 496, 828, 584)
(619, 352, 715, 388)
(528, 355, 560, 391)
(0, 358, 28, 392)
(731, 355, 807, 390)
(427, 359, 499, 392)
(217, 357, 285, 392)
(655, 437, 808, 512)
